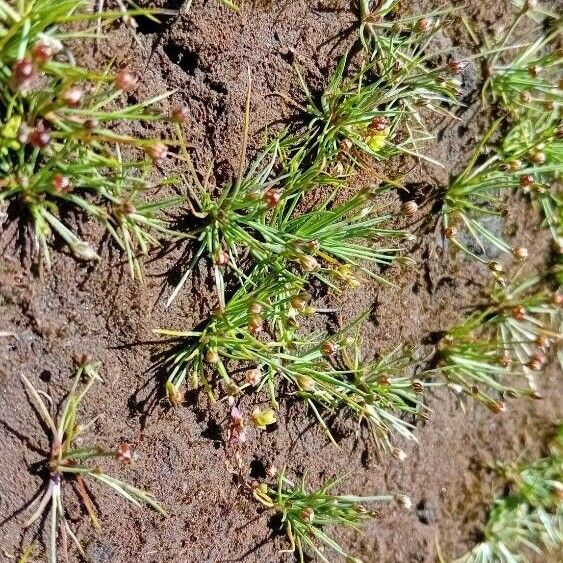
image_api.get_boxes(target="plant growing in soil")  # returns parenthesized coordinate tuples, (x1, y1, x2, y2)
(253, 471, 410, 563)
(481, 1, 562, 112)
(0, 0, 180, 275)
(169, 84, 409, 306)
(296, 51, 458, 169)
(456, 423, 563, 563)
(21, 360, 165, 563)
(159, 297, 425, 453)
(499, 109, 562, 252)
(434, 274, 562, 411)
(440, 110, 562, 269)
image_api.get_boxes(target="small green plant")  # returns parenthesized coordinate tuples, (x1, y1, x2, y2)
(499, 109, 562, 252)
(296, 52, 458, 170)
(456, 423, 563, 563)
(253, 471, 410, 563)
(0, 0, 180, 275)
(481, 1, 561, 113)
(21, 360, 165, 563)
(168, 86, 409, 306)
(159, 299, 426, 453)
(441, 112, 561, 270)
(434, 275, 562, 411)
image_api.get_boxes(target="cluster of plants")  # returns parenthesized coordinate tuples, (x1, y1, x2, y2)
(432, 273, 562, 412)
(441, 2, 562, 268)
(2, 0, 562, 562)
(0, 0, 181, 278)
(456, 423, 563, 563)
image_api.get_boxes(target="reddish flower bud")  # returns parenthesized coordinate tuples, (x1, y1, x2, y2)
(116, 442, 133, 464)
(368, 116, 389, 132)
(263, 188, 281, 208)
(520, 174, 534, 187)
(31, 43, 53, 63)
(52, 174, 71, 193)
(511, 305, 525, 320)
(115, 69, 137, 92)
(29, 126, 51, 148)
(13, 57, 35, 81)
(60, 86, 83, 107)
(171, 105, 189, 123)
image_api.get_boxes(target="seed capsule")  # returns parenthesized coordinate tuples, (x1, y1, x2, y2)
(401, 201, 418, 217)
(116, 442, 133, 464)
(122, 201, 136, 214)
(507, 160, 522, 171)
(29, 127, 51, 148)
(263, 188, 281, 208)
(300, 508, 314, 523)
(520, 174, 534, 187)
(527, 352, 545, 371)
(340, 138, 353, 152)
(378, 375, 390, 386)
(415, 18, 432, 33)
(171, 105, 189, 123)
(512, 246, 528, 261)
(487, 400, 505, 414)
(368, 116, 389, 132)
(115, 69, 137, 91)
(205, 348, 219, 364)
(530, 151, 546, 165)
(391, 447, 407, 462)
(60, 87, 83, 107)
(395, 494, 412, 510)
(444, 225, 457, 239)
(535, 335, 549, 348)
(551, 293, 563, 305)
(448, 59, 467, 74)
(31, 43, 53, 63)
(299, 254, 320, 272)
(498, 355, 511, 368)
(245, 368, 262, 386)
(321, 341, 338, 357)
(52, 174, 71, 193)
(213, 250, 228, 267)
(411, 379, 424, 393)
(249, 304, 262, 316)
(511, 305, 525, 320)
(148, 142, 168, 161)
(168, 387, 185, 406)
(488, 261, 504, 273)
(528, 65, 541, 78)
(296, 374, 316, 392)
(248, 315, 263, 335)
(544, 100, 556, 111)
(520, 91, 532, 103)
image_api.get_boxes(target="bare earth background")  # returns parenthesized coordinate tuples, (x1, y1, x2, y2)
(0, 1, 561, 562)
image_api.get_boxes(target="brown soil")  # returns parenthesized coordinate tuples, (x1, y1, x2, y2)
(0, 1, 561, 563)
